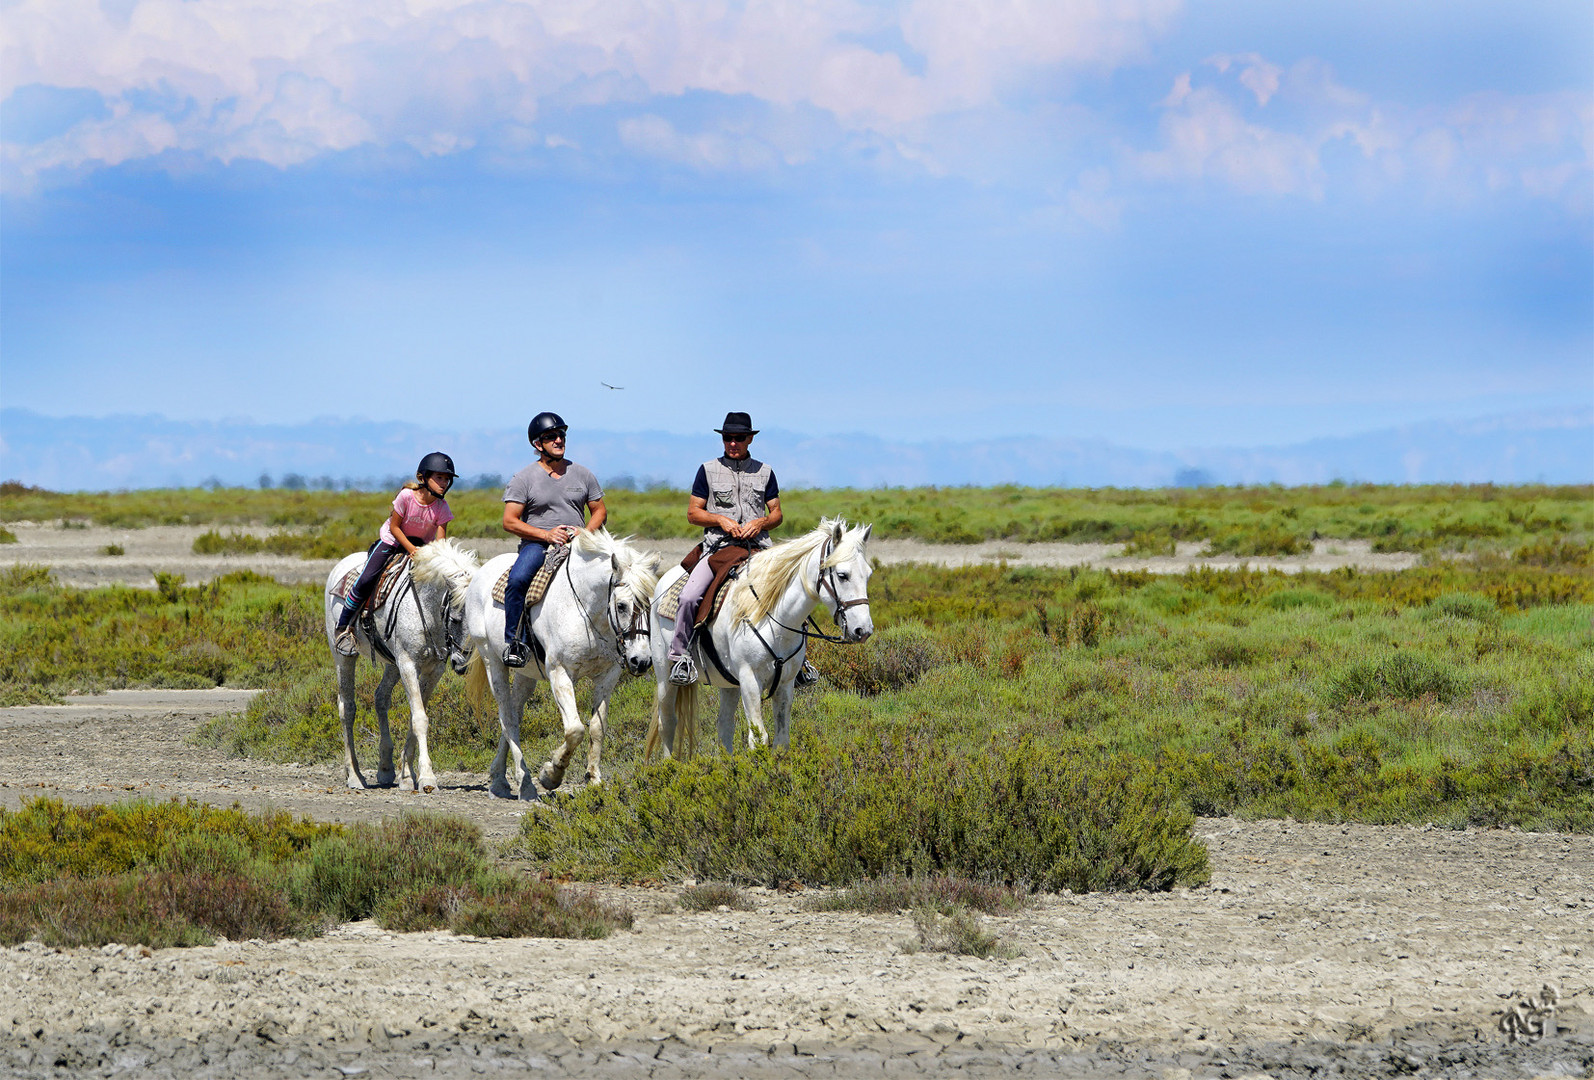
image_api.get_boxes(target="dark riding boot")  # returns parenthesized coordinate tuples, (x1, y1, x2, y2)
(503, 638, 529, 668)
(795, 659, 821, 688)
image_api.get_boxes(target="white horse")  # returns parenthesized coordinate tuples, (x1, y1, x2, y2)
(463, 529, 661, 801)
(646, 517, 874, 759)
(323, 537, 480, 792)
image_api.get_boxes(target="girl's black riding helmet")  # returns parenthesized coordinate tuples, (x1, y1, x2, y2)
(416, 451, 457, 490)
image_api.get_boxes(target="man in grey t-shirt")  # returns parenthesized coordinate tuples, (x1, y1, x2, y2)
(500, 411, 607, 667)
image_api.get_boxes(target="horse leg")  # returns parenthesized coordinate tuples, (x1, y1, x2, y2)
(506, 671, 540, 802)
(770, 680, 795, 749)
(715, 689, 739, 752)
(737, 677, 769, 749)
(583, 669, 622, 785)
(480, 656, 516, 799)
(537, 666, 583, 793)
(393, 657, 438, 792)
(334, 654, 367, 789)
(409, 663, 444, 793)
(373, 663, 401, 788)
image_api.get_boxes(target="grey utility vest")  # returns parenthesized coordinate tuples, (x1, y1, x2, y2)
(701, 456, 775, 552)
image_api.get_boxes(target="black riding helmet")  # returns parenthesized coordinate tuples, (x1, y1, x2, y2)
(416, 451, 457, 490)
(527, 411, 567, 447)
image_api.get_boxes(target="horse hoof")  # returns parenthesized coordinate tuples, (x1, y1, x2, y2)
(487, 785, 516, 800)
(538, 763, 564, 791)
(519, 786, 541, 803)
(346, 776, 366, 791)
(376, 771, 396, 788)
(419, 778, 437, 794)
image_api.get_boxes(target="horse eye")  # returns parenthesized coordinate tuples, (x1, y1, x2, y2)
(836, 572, 850, 582)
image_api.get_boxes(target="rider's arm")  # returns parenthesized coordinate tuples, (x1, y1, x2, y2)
(435, 524, 447, 540)
(389, 510, 419, 556)
(757, 496, 782, 536)
(687, 494, 736, 533)
(501, 501, 568, 544)
(584, 497, 607, 532)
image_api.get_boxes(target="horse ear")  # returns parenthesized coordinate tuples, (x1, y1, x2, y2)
(611, 553, 622, 574)
(860, 523, 872, 544)
(831, 520, 844, 545)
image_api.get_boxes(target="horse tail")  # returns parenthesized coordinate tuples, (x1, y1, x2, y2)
(643, 682, 698, 763)
(465, 652, 489, 709)
(674, 682, 697, 760)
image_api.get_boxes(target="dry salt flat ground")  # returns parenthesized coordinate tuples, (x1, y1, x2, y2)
(0, 522, 1421, 588)
(0, 691, 1590, 1078)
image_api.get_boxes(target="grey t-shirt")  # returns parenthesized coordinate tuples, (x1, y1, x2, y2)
(503, 463, 604, 531)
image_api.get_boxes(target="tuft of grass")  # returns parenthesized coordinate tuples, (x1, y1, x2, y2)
(806, 875, 1027, 916)
(678, 882, 753, 911)
(1327, 652, 1466, 706)
(100, 543, 125, 556)
(0, 526, 18, 544)
(900, 904, 1019, 959)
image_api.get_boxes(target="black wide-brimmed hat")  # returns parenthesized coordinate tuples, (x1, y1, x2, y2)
(714, 412, 758, 436)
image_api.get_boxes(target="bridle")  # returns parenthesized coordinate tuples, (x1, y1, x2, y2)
(736, 536, 870, 695)
(564, 551, 651, 662)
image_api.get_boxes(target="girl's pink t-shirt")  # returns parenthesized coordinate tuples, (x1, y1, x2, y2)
(380, 488, 454, 545)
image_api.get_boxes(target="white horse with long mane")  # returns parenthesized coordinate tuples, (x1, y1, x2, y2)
(646, 517, 873, 758)
(463, 529, 662, 801)
(323, 537, 481, 792)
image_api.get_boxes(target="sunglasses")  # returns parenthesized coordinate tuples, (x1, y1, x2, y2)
(721, 433, 750, 442)
(541, 431, 568, 442)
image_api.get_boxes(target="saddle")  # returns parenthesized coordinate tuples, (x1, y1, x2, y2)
(332, 552, 411, 613)
(657, 545, 750, 627)
(491, 543, 570, 608)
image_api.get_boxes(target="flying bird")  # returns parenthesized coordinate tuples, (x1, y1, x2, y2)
(601, 381, 624, 390)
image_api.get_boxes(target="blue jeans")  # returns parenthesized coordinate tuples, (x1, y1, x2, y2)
(503, 541, 548, 644)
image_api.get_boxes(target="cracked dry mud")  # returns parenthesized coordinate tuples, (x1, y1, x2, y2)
(1, 691, 1590, 1077)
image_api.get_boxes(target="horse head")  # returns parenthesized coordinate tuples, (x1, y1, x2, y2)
(411, 538, 482, 670)
(574, 530, 663, 677)
(820, 519, 874, 643)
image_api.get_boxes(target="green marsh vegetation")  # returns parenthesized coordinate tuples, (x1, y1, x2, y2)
(4, 480, 1589, 558)
(1, 483, 1589, 902)
(0, 798, 632, 947)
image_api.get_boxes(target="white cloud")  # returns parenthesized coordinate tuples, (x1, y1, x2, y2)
(1, 0, 1177, 181)
(1137, 56, 1590, 209)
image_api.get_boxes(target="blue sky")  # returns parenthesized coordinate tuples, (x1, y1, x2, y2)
(2, 0, 1589, 452)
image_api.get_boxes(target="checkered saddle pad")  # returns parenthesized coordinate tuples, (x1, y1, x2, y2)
(492, 543, 570, 608)
(656, 570, 733, 624)
(332, 553, 411, 610)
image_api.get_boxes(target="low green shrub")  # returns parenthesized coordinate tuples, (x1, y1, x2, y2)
(0, 526, 16, 544)
(0, 799, 632, 946)
(811, 623, 946, 694)
(513, 733, 1209, 892)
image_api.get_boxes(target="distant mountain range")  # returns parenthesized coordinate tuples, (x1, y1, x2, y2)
(1, 407, 1589, 492)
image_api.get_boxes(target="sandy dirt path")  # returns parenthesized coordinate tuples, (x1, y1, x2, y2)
(0, 522, 1420, 588)
(1, 691, 1590, 1078)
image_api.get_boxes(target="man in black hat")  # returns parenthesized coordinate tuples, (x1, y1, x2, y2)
(667, 412, 783, 685)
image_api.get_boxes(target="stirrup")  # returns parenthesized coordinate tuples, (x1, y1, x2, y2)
(668, 656, 697, 686)
(795, 659, 820, 688)
(502, 639, 529, 668)
(334, 627, 359, 657)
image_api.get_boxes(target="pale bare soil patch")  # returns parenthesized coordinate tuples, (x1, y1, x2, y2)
(0, 522, 1418, 589)
(1, 691, 1590, 1078)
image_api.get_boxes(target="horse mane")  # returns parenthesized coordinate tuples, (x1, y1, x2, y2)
(410, 538, 481, 606)
(571, 528, 663, 602)
(728, 517, 869, 627)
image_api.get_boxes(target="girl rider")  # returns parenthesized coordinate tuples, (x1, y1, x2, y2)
(333, 452, 457, 656)
(500, 412, 607, 667)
